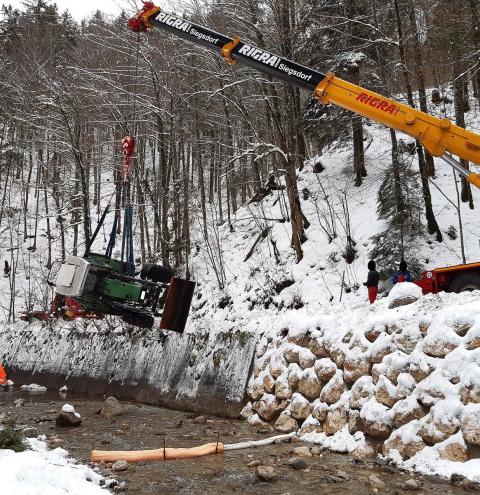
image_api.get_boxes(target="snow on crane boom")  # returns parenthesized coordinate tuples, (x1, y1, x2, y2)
(129, 1, 480, 190)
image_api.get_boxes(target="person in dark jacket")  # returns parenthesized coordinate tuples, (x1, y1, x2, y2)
(392, 260, 412, 284)
(364, 260, 379, 304)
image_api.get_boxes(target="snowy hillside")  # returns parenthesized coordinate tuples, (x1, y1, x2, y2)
(187, 89, 480, 336)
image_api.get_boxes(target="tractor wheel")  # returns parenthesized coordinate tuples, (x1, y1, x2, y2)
(449, 272, 480, 293)
(121, 311, 155, 329)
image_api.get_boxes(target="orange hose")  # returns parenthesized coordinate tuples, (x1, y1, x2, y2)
(91, 442, 224, 463)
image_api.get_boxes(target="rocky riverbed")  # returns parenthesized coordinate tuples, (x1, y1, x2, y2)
(1, 387, 477, 494)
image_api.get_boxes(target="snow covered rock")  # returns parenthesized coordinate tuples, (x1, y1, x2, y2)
(283, 343, 301, 363)
(360, 398, 393, 439)
(20, 384, 47, 393)
(287, 363, 302, 388)
(375, 376, 398, 407)
(249, 375, 266, 401)
(349, 440, 375, 459)
(388, 282, 422, 309)
(274, 412, 298, 433)
(320, 370, 346, 404)
(308, 335, 328, 357)
(343, 351, 371, 383)
(269, 351, 288, 378)
(383, 422, 426, 459)
(299, 415, 321, 435)
(311, 400, 329, 422)
(287, 327, 309, 347)
(461, 404, 480, 446)
(436, 432, 470, 462)
(422, 332, 460, 358)
(392, 396, 426, 428)
(56, 405, 82, 427)
(365, 325, 385, 343)
(253, 393, 281, 421)
(348, 409, 363, 434)
(262, 370, 276, 393)
(324, 405, 348, 436)
(275, 371, 293, 399)
(247, 413, 270, 427)
(369, 334, 395, 364)
(314, 357, 337, 381)
(297, 368, 322, 399)
(350, 376, 375, 410)
(298, 348, 317, 369)
(240, 402, 254, 419)
(418, 399, 462, 444)
(289, 393, 313, 420)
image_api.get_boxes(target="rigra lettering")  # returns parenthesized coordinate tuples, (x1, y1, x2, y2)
(156, 12, 191, 32)
(238, 44, 279, 67)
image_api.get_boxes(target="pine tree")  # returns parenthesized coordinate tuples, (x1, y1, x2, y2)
(370, 142, 424, 278)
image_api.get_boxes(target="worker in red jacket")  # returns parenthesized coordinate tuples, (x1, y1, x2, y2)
(364, 260, 379, 304)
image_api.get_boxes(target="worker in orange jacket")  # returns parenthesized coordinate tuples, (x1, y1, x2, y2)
(0, 364, 7, 387)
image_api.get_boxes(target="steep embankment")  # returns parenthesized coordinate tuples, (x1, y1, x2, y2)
(242, 287, 480, 481)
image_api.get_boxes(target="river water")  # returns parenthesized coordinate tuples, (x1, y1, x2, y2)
(0, 387, 473, 494)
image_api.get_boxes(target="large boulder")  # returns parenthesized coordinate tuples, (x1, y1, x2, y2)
(275, 371, 293, 400)
(422, 334, 460, 358)
(299, 415, 321, 435)
(240, 402, 254, 419)
(262, 370, 276, 393)
(375, 376, 398, 408)
(287, 327, 310, 347)
(249, 375, 266, 401)
(320, 370, 346, 405)
(369, 334, 395, 364)
(314, 358, 337, 382)
(253, 393, 281, 421)
(462, 404, 480, 446)
(269, 351, 288, 378)
(343, 351, 371, 383)
(418, 399, 462, 444)
(436, 432, 470, 462)
(311, 399, 329, 422)
(388, 282, 422, 309)
(275, 412, 298, 433)
(289, 393, 313, 420)
(298, 348, 317, 369)
(297, 368, 322, 400)
(360, 398, 393, 439)
(350, 376, 375, 410)
(308, 334, 328, 357)
(323, 405, 348, 436)
(383, 423, 426, 459)
(283, 343, 301, 364)
(348, 409, 363, 434)
(392, 396, 426, 428)
(287, 363, 302, 389)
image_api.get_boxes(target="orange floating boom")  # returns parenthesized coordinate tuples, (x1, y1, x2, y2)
(91, 442, 224, 463)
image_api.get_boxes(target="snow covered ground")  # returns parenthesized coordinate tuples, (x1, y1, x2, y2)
(0, 437, 108, 495)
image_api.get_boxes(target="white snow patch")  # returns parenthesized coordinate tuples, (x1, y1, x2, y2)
(301, 426, 366, 453)
(0, 438, 106, 494)
(20, 384, 47, 392)
(388, 282, 423, 303)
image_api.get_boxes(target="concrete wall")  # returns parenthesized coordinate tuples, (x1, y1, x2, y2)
(0, 321, 258, 417)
